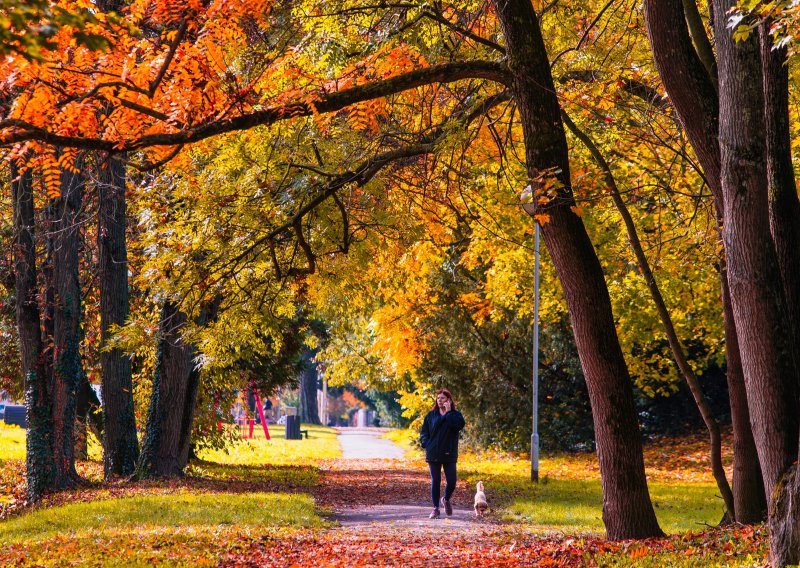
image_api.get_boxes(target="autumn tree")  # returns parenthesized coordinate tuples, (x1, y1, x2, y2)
(3, 0, 772, 540)
(642, 0, 769, 524)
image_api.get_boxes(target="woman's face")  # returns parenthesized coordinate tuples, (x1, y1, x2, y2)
(436, 394, 449, 408)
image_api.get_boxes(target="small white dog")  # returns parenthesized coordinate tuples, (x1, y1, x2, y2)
(474, 481, 489, 517)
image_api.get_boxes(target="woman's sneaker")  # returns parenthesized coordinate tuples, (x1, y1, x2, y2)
(429, 507, 440, 519)
(441, 497, 453, 516)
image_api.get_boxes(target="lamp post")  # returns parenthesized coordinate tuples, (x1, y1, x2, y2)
(531, 219, 540, 482)
(522, 185, 541, 483)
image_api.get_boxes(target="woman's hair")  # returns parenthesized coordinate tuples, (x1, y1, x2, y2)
(432, 389, 456, 411)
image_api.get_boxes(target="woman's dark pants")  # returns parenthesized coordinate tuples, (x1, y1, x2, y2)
(428, 462, 457, 507)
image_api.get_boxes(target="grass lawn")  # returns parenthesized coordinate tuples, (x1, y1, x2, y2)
(198, 423, 341, 466)
(0, 423, 338, 566)
(0, 423, 26, 461)
(387, 428, 767, 566)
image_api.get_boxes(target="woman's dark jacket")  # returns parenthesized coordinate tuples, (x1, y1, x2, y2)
(419, 409, 465, 463)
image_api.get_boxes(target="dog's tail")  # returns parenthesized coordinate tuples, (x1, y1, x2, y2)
(477, 481, 484, 492)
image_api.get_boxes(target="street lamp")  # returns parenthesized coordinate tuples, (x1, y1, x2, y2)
(521, 185, 541, 483)
(531, 219, 540, 482)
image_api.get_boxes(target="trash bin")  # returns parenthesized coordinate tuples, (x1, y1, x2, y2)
(285, 415, 301, 440)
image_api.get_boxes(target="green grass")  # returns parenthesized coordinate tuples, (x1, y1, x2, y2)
(198, 423, 341, 466)
(382, 427, 414, 446)
(0, 423, 26, 461)
(386, 427, 727, 536)
(0, 491, 325, 544)
(0, 423, 336, 566)
(499, 478, 721, 534)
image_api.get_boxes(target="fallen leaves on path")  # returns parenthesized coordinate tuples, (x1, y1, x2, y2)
(315, 458, 432, 509)
(221, 526, 589, 567)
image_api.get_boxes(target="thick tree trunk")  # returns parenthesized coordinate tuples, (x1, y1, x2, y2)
(492, 0, 662, 539)
(563, 112, 736, 521)
(300, 349, 320, 425)
(177, 362, 201, 470)
(97, 155, 139, 477)
(759, 25, 800, 565)
(50, 166, 85, 487)
(12, 166, 56, 502)
(721, 271, 766, 523)
(177, 299, 218, 468)
(136, 301, 195, 478)
(760, 28, 800, 410)
(643, 0, 766, 523)
(713, 2, 800, 563)
(772, 464, 800, 566)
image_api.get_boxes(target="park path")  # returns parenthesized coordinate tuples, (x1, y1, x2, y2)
(329, 428, 475, 530)
(337, 427, 406, 460)
(221, 428, 587, 567)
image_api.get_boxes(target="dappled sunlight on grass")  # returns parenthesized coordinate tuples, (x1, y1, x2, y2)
(0, 423, 26, 461)
(199, 424, 340, 466)
(385, 428, 731, 537)
(0, 491, 324, 545)
(0, 423, 336, 565)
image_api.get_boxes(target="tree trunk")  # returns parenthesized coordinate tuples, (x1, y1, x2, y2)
(136, 301, 195, 478)
(492, 0, 662, 539)
(721, 270, 766, 523)
(50, 165, 86, 487)
(771, 464, 800, 566)
(177, 362, 201, 470)
(643, 0, 766, 523)
(300, 349, 320, 425)
(759, 24, 800, 566)
(97, 155, 139, 477)
(563, 112, 736, 522)
(760, 27, 800, 412)
(12, 166, 56, 502)
(713, 2, 800, 563)
(175, 299, 219, 468)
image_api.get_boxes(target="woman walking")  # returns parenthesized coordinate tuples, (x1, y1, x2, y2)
(419, 389, 465, 519)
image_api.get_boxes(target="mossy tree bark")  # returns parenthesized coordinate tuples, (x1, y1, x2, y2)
(12, 165, 55, 502)
(50, 165, 86, 488)
(137, 300, 216, 478)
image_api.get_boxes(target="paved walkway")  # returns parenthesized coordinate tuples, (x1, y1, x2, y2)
(327, 429, 483, 530)
(336, 427, 406, 459)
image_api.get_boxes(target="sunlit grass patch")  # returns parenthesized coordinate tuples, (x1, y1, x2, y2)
(187, 462, 319, 489)
(0, 423, 26, 461)
(451, 439, 726, 535)
(382, 428, 417, 456)
(199, 424, 340, 466)
(0, 491, 325, 545)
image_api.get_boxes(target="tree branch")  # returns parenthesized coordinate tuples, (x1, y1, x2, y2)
(1, 60, 510, 152)
(421, 9, 506, 54)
